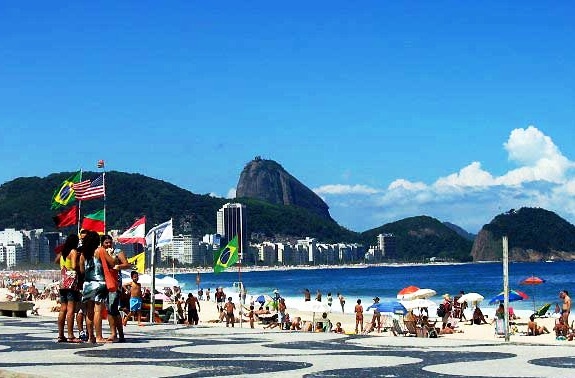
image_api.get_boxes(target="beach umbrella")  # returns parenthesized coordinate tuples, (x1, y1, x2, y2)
(300, 301, 331, 330)
(457, 293, 484, 304)
(520, 275, 545, 312)
(403, 288, 436, 300)
(256, 294, 273, 305)
(488, 289, 529, 305)
(399, 299, 434, 311)
(367, 301, 408, 315)
(397, 285, 420, 299)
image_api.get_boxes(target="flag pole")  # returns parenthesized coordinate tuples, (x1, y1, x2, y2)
(77, 169, 83, 235)
(150, 229, 156, 325)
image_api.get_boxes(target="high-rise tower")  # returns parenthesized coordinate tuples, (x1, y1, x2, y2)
(217, 203, 247, 260)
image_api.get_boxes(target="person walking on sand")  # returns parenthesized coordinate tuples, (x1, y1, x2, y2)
(185, 292, 201, 326)
(316, 289, 322, 302)
(354, 299, 364, 334)
(224, 297, 236, 327)
(327, 292, 333, 308)
(338, 293, 346, 313)
(123, 271, 143, 326)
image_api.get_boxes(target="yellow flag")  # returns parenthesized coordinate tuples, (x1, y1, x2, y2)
(127, 252, 145, 274)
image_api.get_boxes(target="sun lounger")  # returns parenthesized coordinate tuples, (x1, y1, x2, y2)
(534, 303, 551, 318)
(494, 318, 506, 337)
(403, 320, 419, 337)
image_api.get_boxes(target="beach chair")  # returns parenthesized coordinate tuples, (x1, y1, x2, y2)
(494, 318, 506, 337)
(403, 320, 419, 337)
(534, 303, 551, 318)
(391, 318, 408, 336)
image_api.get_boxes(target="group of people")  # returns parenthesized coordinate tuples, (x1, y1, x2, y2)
(55, 230, 135, 343)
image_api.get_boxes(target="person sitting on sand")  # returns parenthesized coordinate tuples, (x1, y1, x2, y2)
(439, 322, 463, 334)
(470, 306, 488, 325)
(333, 322, 344, 334)
(527, 314, 550, 335)
(554, 317, 569, 337)
(291, 316, 302, 330)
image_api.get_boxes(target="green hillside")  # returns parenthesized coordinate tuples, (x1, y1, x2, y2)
(361, 216, 474, 262)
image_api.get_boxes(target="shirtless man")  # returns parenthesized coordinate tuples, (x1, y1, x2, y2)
(528, 314, 549, 335)
(185, 292, 201, 326)
(560, 290, 571, 325)
(224, 297, 236, 327)
(123, 271, 143, 326)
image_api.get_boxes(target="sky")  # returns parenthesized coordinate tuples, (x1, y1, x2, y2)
(1, 2, 574, 234)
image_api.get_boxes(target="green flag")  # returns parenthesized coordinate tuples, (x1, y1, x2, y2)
(214, 235, 239, 273)
(51, 171, 81, 210)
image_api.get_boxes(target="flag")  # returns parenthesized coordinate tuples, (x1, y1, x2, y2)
(118, 216, 146, 246)
(145, 219, 173, 248)
(75, 174, 105, 200)
(127, 252, 145, 274)
(52, 205, 78, 228)
(51, 171, 81, 210)
(97, 159, 105, 168)
(213, 235, 239, 273)
(81, 209, 105, 234)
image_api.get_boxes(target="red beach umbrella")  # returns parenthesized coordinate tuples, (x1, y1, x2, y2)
(397, 285, 420, 299)
(520, 275, 545, 312)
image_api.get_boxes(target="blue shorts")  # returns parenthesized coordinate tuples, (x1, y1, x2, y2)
(59, 289, 80, 303)
(130, 297, 143, 312)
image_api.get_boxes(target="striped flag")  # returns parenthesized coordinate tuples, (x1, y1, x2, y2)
(117, 216, 146, 246)
(75, 174, 105, 200)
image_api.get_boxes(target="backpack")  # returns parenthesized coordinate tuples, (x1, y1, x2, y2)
(437, 303, 447, 317)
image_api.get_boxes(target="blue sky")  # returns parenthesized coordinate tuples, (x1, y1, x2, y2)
(1, 2, 574, 233)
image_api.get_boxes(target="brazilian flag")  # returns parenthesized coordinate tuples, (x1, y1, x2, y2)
(214, 235, 239, 273)
(51, 171, 81, 210)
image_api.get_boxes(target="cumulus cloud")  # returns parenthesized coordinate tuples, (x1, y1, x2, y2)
(314, 126, 575, 233)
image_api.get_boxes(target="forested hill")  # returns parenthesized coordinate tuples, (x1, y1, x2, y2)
(361, 216, 475, 262)
(471, 207, 575, 261)
(0, 171, 356, 241)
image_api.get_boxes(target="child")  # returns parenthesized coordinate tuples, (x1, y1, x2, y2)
(333, 321, 344, 334)
(248, 305, 255, 329)
(123, 271, 143, 326)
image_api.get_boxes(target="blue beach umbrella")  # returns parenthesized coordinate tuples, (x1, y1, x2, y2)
(488, 289, 529, 305)
(367, 301, 407, 315)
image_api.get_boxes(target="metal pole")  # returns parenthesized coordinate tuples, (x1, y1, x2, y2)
(503, 236, 510, 342)
(150, 230, 156, 324)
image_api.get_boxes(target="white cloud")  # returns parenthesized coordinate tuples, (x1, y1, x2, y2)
(314, 184, 380, 195)
(317, 126, 575, 233)
(226, 188, 237, 199)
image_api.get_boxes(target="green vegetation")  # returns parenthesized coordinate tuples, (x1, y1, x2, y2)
(484, 207, 575, 253)
(1, 171, 476, 262)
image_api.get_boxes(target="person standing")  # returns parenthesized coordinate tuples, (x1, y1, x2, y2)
(327, 292, 333, 308)
(206, 288, 211, 302)
(338, 293, 346, 313)
(79, 231, 107, 343)
(560, 290, 571, 325)
(123, 271, 143, 326)
(224, 297, 236, 327)
(185, 292, 201, 325)
(354, 299, 363, 334)
(100, 235, 131, 342)
(55, 234, 81, 343)
(440, 294, 452, 329)
(303, 288, 311, 302)
(371, 297, 381, 332)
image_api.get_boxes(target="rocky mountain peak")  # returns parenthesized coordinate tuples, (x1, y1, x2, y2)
(236, 157, 332, 220)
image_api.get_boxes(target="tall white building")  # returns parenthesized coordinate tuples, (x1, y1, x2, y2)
(0, 229, 26, 269)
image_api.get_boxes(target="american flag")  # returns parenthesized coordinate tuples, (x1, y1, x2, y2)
(74, 174, 105, 200)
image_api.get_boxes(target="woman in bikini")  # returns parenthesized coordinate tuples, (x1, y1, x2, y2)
(354, 299, 363, 334)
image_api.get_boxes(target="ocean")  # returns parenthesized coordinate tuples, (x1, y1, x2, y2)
(166, 261, 574, 316)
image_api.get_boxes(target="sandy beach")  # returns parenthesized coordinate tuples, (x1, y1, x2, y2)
(6, 286, 568, 346)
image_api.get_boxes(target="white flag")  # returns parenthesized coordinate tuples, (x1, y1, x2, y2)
(145, 219, 173, 248)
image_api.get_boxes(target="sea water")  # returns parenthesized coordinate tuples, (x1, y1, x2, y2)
(164, 261, 574, 317)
